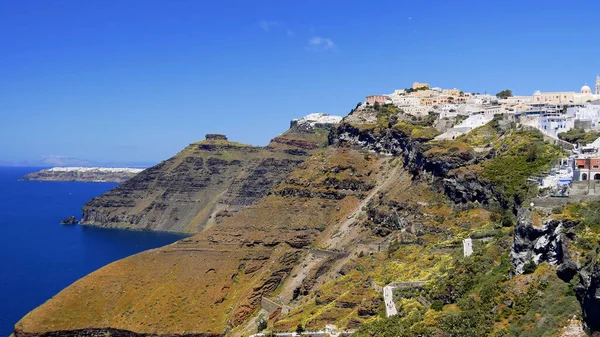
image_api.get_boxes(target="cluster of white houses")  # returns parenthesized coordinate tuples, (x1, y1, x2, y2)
(364, 77, 600, 140)
(361, 77, 600, 193)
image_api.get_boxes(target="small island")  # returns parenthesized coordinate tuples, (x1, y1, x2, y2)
(20, 167, 144, 183)
(60, 216, 78, 225)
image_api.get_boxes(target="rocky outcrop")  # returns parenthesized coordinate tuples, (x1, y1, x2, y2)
(60, 216, 78, 225)
(509, 209, 600, 332)
(578, 264, 600, 333)
(329, 123, 495, 207)
(205, 134, 228, 141)
(441, 175, 495, 206)
(510, 209, 572, 275)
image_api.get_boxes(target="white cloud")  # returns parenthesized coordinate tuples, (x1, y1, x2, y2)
(259, 20, 278, 32)
(308, 36, 335, 51)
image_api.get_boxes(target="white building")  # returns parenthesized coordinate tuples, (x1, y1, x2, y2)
(401, 105, 431, 116)
(567, 104, 600, 129)
(391, 96, 421, 107)
(457, 113, 495, 129)
(539, 111, 575, 138)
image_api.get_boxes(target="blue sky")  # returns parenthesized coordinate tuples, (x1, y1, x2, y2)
(1, 0, 599, 165)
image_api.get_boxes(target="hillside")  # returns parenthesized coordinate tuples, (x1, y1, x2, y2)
(14, 106, 600, 336)
(80, 124, 331, 233)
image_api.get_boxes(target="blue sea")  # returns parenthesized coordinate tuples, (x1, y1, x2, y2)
(0, 166, 187, 336)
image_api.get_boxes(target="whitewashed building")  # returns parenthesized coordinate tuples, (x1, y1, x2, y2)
(402, 105, 431, 116)
(567, 104, 600, 129)
(539, 112, 575, 138)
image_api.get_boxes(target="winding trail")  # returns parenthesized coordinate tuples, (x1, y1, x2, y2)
(324, 162, 405, 249)
(237, 160, 405, 336)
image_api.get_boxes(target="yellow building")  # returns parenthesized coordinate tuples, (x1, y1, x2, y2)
(412, 82, 430, 90)
(442, 88, 461, 97)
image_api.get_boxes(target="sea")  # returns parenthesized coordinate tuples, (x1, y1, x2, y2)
(0, 166, 187, 336)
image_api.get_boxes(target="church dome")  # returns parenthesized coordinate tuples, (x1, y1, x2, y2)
(581, 85, 592, 94)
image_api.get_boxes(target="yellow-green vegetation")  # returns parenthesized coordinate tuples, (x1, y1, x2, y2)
(278, 126, 332, 148)
(551, 201, 600, 268)
(270, 173, 506, 332)
(423, 140, 474, 159)
(393, 121, 440, 141)
(375, 104, 399, 129)
(558, 128, 600, 145)
(354, 243, 580, 337)
(480, 129, 563, 207)
(457, 117, 504, 147)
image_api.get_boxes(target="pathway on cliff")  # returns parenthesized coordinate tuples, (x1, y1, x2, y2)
(277, 161, 405, 305)
(237, 159, 405, 337)
(325, 161, 405, 249)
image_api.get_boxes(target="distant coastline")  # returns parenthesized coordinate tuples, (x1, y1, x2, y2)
(20, 167, 144, 183)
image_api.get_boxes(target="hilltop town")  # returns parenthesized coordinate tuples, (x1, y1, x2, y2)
(363, 78, 600, 140)
(351, 78, 600, 200)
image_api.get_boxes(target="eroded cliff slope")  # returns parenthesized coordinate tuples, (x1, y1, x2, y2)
(81, 126, 327, 233)
(16, 104, 600, 336)
(15, 146, 384, 336)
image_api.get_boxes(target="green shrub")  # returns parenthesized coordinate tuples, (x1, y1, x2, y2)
(431, 300, 443, 311)
(522, 261, 537, 274)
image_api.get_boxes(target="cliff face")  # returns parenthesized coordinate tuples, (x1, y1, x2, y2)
(80, 129, 324, 233)
(16, 108, 590, 336)
(15, 146, 384, 336)
(511, 205, 600, 333)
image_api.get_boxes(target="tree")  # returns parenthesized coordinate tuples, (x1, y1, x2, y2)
(496, 89, 513, 99)
(256, 316, 267, 332)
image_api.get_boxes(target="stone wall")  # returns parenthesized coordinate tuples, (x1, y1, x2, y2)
(387, 281, 427, 289)
(261, 297, 290, 315)
(532, 195, 600, 208)
(571, 181, 600, 196)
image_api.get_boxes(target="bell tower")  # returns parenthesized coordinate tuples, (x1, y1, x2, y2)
(596, 75, 600, 95)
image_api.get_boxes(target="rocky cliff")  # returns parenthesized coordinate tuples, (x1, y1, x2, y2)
(15, 145, 384, 336)
(15, 106, 592, 337)
(511, 203, 600, 333)
(80, 126, 327, 233)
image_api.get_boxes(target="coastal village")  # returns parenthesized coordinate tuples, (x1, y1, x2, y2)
(301, 76, 600, 200)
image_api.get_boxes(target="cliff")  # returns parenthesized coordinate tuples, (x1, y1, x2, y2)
(15, 105, 597, 336)
(80, 126, 328, 233)
(20, 167, 143, 183)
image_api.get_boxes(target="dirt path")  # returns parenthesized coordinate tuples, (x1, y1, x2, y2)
(277, 161, 405, 305)
(324, 162, 404, 249)
(238, 160, 405, 334)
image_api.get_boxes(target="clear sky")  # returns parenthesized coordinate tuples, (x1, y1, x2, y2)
(1, 0, 599, 165)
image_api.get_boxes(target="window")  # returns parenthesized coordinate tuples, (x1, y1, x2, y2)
(594, 165, 599, 169)
(582, 173, 588, 181)
(595, 174, 600, 180)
